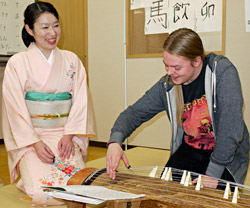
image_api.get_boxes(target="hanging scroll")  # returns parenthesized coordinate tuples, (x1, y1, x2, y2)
(0, 0, 34, 56)
(127, 0, 225, 58)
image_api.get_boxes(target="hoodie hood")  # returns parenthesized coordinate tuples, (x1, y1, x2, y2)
(206, 52, 228, 72)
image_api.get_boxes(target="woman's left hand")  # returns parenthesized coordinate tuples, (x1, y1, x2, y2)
(192, 175, 218, 189)
(58, 135, 75, 160)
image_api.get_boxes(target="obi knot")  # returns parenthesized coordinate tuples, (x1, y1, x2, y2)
(48, 93, 57, 100)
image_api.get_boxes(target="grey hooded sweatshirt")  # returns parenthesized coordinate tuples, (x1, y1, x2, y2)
(108, 53, 250, 184)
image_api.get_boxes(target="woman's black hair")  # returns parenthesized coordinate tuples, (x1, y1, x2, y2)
(22, 1, 59, 47)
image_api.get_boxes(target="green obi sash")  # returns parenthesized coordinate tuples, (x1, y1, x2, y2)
(25, 91, 72, 101)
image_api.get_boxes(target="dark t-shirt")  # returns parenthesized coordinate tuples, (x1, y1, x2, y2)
(182, 58, 215, 150)
(165, 59, 234, 185)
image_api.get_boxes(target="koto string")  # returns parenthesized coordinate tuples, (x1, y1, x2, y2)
(117, 166, 250, 192)
(88, 176, 218, 207)
(87, 173, 250, 207)
(114, 173, 250, 201)
(84, 168, 250, 207)
(88, 166, 250, 195)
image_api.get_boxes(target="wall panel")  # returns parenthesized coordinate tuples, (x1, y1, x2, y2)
(88, 0, 250, 150)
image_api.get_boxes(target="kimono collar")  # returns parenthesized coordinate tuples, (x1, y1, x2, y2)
(32, 42, 54, 64)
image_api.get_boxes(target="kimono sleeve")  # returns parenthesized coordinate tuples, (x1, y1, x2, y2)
(64, 58, 95, 137)
(2, 59, 40, 151)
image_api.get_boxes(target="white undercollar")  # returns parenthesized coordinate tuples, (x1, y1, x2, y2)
(33, 42, 54, 64)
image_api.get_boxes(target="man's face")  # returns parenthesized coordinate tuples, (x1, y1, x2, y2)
(163, 51, 202, 85)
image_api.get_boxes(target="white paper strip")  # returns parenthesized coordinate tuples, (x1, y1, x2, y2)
(44, 185, 145, 202)
(245, 0, 250, 32)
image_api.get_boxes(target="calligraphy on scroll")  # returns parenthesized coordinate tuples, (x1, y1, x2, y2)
(0, 0, 34, 55)
(131, 0, 222, 35)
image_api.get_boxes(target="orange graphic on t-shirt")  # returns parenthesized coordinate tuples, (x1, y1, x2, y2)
(183, 95, 215, 150)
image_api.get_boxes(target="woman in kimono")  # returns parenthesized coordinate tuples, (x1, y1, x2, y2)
(2, 2, 95, 206)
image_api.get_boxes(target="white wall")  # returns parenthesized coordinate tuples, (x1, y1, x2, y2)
(225, 0, 250, 126)
(88, 0, 250, 150)
(0, 66, 4, 139)
(88, 0, 125, 143)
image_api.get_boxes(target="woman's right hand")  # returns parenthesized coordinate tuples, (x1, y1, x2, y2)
(33, 141, 54, 163)
(106, 143, 129, 180)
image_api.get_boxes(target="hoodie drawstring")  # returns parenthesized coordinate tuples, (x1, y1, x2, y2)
(212, 60, 217, 113)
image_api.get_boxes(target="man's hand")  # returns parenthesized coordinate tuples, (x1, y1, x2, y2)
(106, 143, 129, 180)
(192, 175, 218, 188)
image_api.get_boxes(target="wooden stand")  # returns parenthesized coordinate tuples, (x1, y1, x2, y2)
(65, 198, 145, 208)
(65, 201, 85, 208)
(106, 198, 145, 208)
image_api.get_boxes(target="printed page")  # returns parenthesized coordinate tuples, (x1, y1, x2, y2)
(44, 185, 145, 201)
(46, 191, 104, 205)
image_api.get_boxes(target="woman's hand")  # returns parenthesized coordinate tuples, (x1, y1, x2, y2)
(33, 141, 54, 163)
(192, 175, 218, 189)
(106, 143, 129, 180)
(58, 135, 75, 160)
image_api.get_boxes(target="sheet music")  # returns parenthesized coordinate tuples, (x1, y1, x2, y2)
(44, 185, 145, 204)
(47, 191, 104, 205)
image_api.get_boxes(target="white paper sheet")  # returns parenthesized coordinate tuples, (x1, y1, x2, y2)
(195, 0, 222, 32)
(0, 0, 34, 55)
(130, 0, 151, 10)
(47, 191, 104, 205)
(168, 0, 196, 33)
(44, 185, 145, 204)
(245, 0, 250, 32)
(144, 0, 169, 34)
(142, 0, 223, 35)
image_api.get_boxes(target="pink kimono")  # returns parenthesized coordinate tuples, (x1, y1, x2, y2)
(2, 44, 95, 206)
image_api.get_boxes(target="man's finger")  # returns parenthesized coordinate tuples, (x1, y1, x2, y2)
(121, 153, 129, 168)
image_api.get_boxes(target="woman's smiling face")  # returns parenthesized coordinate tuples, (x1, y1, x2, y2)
(25, 12, 61, 58)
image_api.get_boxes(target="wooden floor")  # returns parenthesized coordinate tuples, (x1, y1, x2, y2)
(0, 143, 107, 185)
